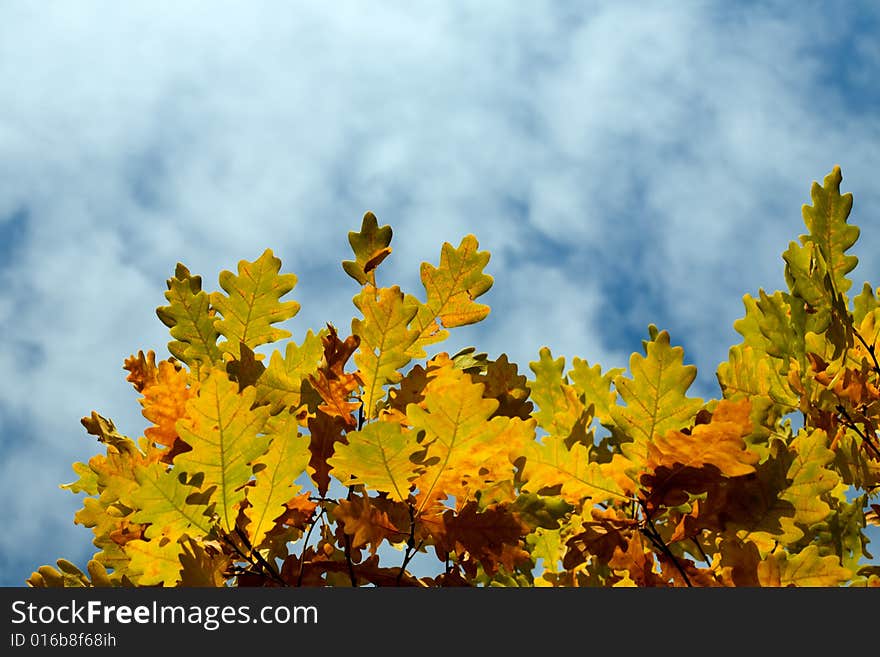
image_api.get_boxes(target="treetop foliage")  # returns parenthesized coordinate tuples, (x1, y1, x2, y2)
(29, 166, 880, 587)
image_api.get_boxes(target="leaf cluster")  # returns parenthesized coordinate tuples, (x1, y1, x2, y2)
(30, 172, 880, 587)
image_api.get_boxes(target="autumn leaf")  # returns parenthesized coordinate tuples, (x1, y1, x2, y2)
(130, 462, 213, 542)
(408, 235, 493, 358)
(307, 325, 362, 427)
(138, 359, 194, 451)
(307, 410, 347, 496)
(178, 539, 230, 587)
(471, 354, 534, 420)
(408, 367, 535, 512)
(610, 327, 703, 468)
(125, 537, 185, 586)
(520, 435, 629, 506)
(156, 263, 222, 374)
(211, 249, 300, 360)
(757, 545, 851, 587)
(123, 349, 159, 392)
(647, 398, 759, 478)
(327, 420, 424, 502)
(433, 502, 531, 576)
(342, 211, 394, 286)
(333, 495, 410, 554)
(244, 413, 311, 549)
(174, 368, 271, 532)
(351, 284, 419, 419)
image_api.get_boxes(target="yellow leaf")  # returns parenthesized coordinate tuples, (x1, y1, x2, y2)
(174, 368, 271, 531)
(408, 235, 493, 358)
(758, 545, 851, 587)
(211, 249, 300, 360)
(245, 414, 310, 549)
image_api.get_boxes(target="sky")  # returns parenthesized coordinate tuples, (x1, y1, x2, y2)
(1, 0, 878, 586)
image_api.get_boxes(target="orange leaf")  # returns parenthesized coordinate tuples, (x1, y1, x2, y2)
(647, 398, 758, 478)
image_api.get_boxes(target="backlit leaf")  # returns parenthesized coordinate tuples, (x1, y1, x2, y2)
(408, 235, 493, 357)
(211, 249, 300, 360)
(610, 328, 703, 467)
(174, 368, 271, 531)
(327, 420, 424, 502)
(156, 263, 222, 374)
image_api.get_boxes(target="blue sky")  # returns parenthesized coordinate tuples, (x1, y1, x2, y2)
(1, 1, 878, 586)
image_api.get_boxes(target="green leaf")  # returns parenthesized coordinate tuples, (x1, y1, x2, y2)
(782, 428, 839, 527)
(568, 357, 623, 427)
(130, 463, 213, 542)
(255, 329, 325, 412)
(852, 283, 878, 325)
(783, 241, 832, 333)
(527, 347, 586, 440)
(174, 369, 271, 532)
(733, 290, 795, 360)
(156, 263, 222, 374)
(211, 249, 300, 360)
(800, 165, 859, 298)
(327, 420, 424, 502)
(60, 461, 99, 496)
(758, 544, 851, 587)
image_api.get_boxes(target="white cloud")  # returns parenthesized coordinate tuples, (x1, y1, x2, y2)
(1, 1, 878, 583)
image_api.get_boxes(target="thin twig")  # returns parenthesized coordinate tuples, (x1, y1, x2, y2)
(836, 404, 880, 459)
(397, 503, 419, 586)
(297, 506, 326, 587)
(638, 500, 692, 587)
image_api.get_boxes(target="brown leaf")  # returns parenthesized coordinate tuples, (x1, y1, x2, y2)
(226, 342, 266, 391)
(123, 350, 159, 392)
(307, 411, 348, 496)
(434, 502, 530, 576)
(608, 534, 667, 587)
(307, 324, 362, 427)
(334, 495, 410, 554)
(472, 354, 534, 420)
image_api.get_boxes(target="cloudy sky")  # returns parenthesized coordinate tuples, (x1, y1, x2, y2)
(1, 1, 878, 586)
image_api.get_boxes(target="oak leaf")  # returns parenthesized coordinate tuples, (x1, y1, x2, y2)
(255, 329, 325, 414)
(610, 328, 703, 469)
(799, 165, 859, 298)
(244, 413, 311, 549)
(408, 368, 535, 512)
(408, 235, 493, 358)
(646, 398, 758, 478)
(342, 211, 394, 286)
(156, 263, 222, 375)
(130, 463, 213, 542)
(211, 249, 300, 360)
(174, 368, 271, 531)
(351, 284, 419, 419)
(757, 545, 851, 587)
(327, 420, 424, 502)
